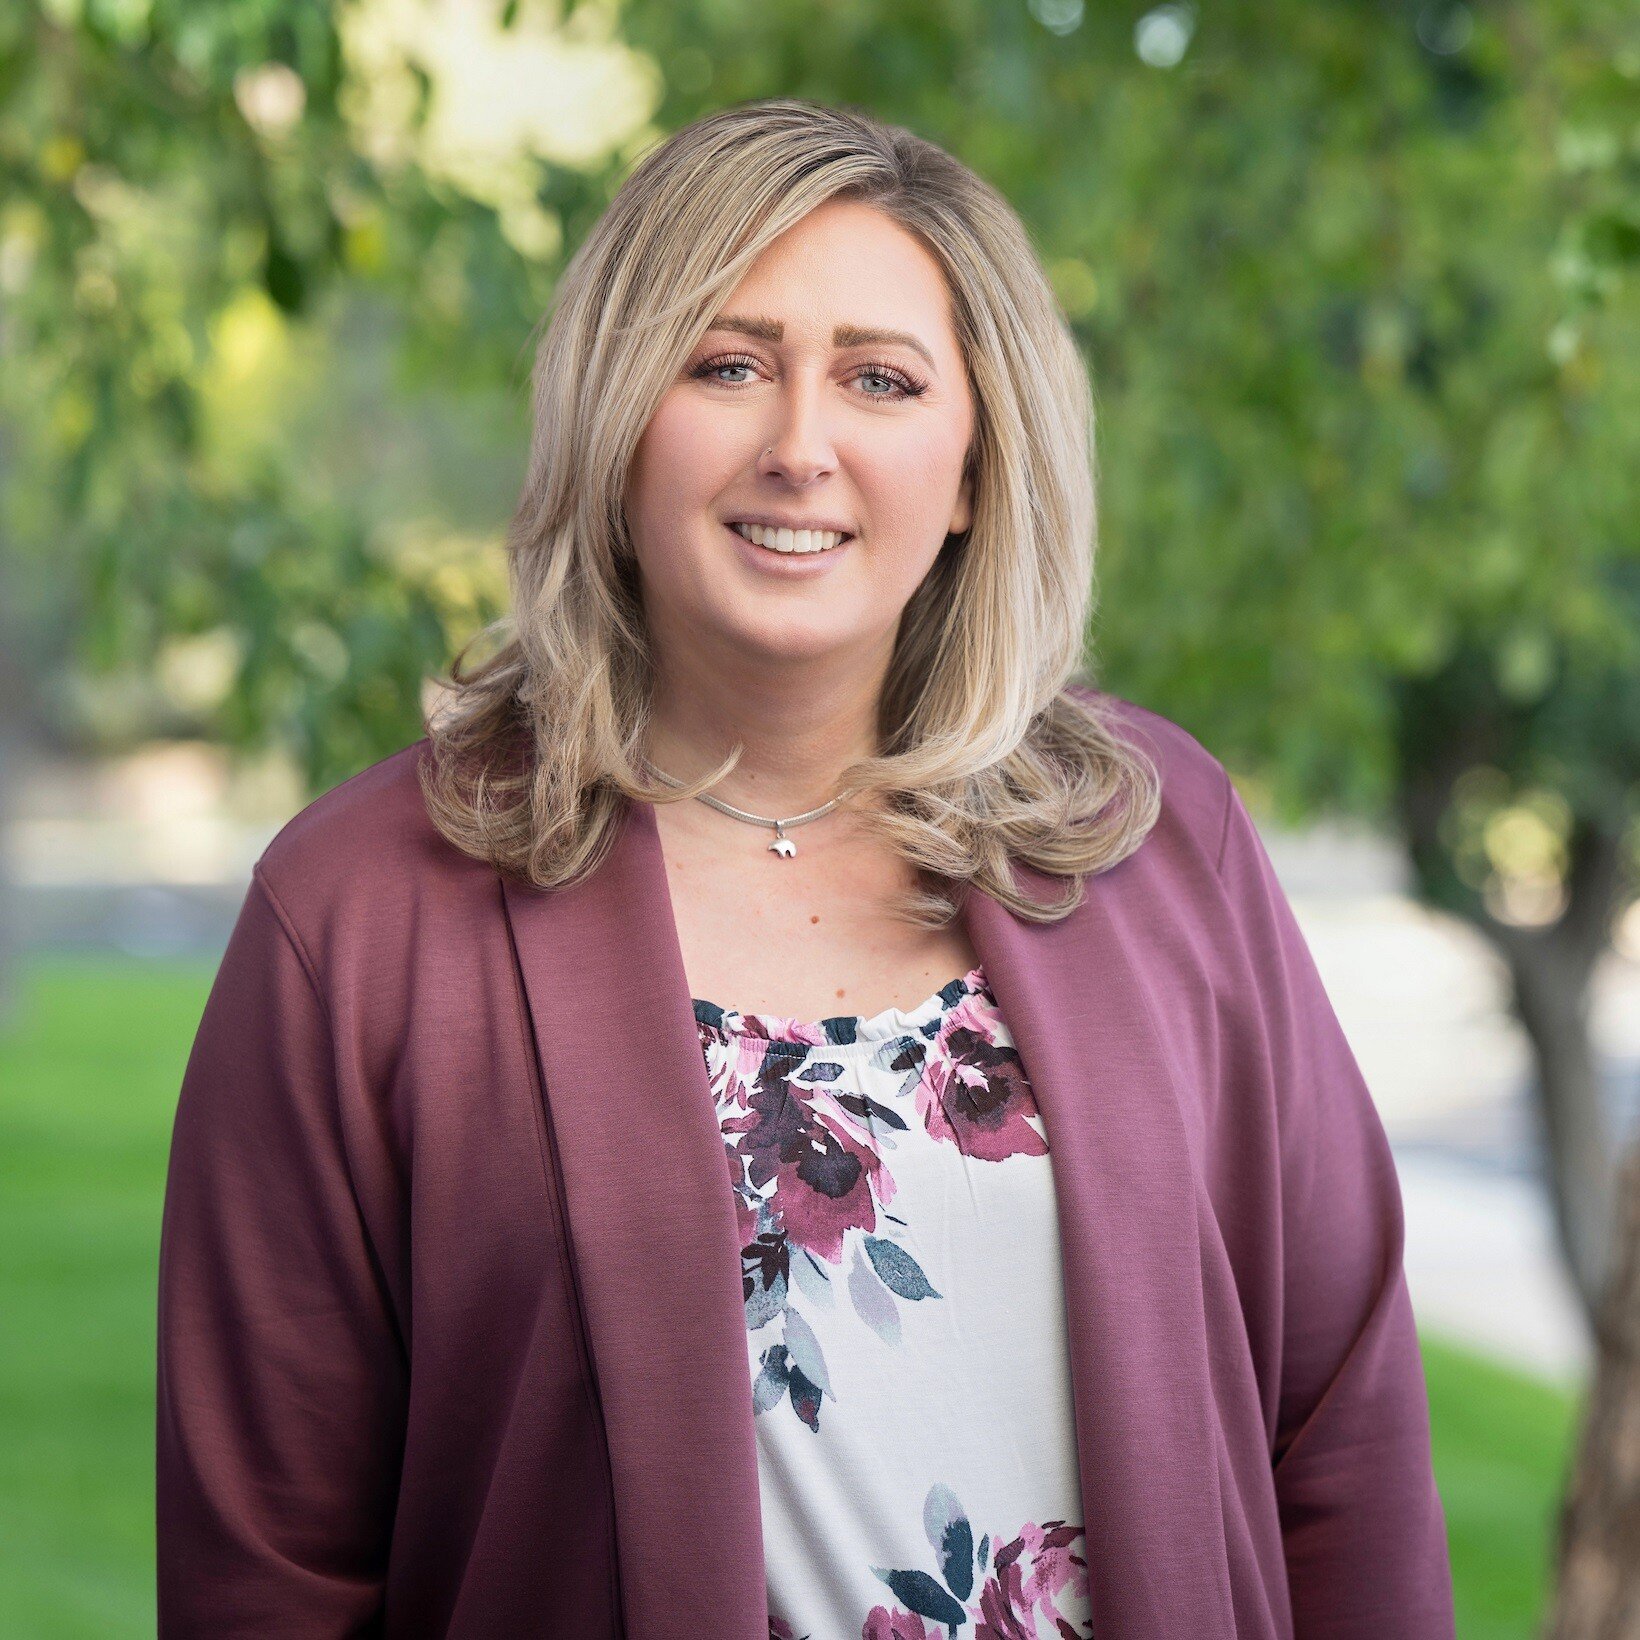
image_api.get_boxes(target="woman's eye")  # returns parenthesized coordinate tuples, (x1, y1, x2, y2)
(858, 367, 924, 399)
(688, 355, 928, 400)
(686, 353, 760, 387)
(694, 355, 758, 385)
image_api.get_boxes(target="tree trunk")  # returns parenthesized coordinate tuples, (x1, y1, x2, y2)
(1520, 818, 1639, 1636)
(1547, 1138, 1640, 1637)
(1505, 933, 1621, 1327)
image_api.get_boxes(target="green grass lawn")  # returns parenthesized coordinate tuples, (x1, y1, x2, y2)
(0, 953, 1587, 1636)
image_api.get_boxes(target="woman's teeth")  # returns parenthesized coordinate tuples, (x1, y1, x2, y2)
(730, 522, 848, 554)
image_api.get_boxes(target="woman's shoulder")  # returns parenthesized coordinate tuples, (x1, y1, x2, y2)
(251, 737, 487, 943)
(1063, 682, 1232, 868)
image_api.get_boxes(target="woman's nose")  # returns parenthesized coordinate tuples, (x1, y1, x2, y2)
(757, 375, 839, 485)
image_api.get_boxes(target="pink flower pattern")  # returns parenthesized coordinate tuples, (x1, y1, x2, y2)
(764, 1483, 1090, 1640)
(695, 968, 1092, 1637)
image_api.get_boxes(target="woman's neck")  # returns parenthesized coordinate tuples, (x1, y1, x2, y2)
(644, 674, 883, 821)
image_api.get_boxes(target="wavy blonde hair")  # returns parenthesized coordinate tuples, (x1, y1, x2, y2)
(419, 97, 1160, 924)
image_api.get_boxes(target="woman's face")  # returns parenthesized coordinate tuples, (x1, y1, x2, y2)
(624, 198, 975, 670)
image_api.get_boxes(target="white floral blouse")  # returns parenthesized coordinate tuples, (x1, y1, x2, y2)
(693, 963, 1095, 1640)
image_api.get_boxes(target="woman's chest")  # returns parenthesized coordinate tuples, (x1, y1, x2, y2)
(657, 821, 980, 1022)
(380, 850, 1285, 1638)
(692, 981, 1093, 1637)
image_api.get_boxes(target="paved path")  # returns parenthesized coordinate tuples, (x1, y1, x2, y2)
(1396, 1147, 1590, 1385)
(1276, 825, 1631, 1390)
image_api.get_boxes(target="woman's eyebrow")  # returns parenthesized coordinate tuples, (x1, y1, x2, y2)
(705, 312, 938, 373)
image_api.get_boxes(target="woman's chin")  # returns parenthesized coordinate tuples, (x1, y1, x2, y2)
(710, 603, 862, 662)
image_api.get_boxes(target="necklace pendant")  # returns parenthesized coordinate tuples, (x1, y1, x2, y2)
(770, 822, 797, 859)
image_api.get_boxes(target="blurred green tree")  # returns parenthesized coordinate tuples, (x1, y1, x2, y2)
(0, 0, 650, 794)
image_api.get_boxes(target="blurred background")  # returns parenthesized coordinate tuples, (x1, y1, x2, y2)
(2, 0, 1638, 1634)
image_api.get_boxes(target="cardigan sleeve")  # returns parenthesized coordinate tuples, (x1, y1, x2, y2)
(156, 866, 408, 1635)
(1216, 774, 1456, 1639)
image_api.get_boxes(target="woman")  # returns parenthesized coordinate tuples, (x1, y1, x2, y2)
(155, 99, 1455, 1638)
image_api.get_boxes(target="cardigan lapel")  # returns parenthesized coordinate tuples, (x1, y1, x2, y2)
(962, 861, 1239, 1633)
(501, 795, 1236, 1638)
(500, 796, 769, 1640)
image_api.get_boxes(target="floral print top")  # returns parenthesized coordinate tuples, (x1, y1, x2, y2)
(693, 963, 1093, 1640)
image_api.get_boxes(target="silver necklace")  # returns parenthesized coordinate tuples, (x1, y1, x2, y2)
(641, 757, 843, 858)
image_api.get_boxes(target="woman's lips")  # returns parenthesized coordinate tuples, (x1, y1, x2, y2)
(724, 521, 853, 578)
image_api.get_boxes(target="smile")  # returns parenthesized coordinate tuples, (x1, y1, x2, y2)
(728, 521, 851, 555)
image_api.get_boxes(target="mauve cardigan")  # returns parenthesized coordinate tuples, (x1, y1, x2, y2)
(154, 689, 1456, 1638)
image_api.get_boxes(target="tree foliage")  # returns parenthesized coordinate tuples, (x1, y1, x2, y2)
(2, 0, 1636, 840)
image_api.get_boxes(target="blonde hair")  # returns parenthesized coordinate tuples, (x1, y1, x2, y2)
(420, 97, 1160, 925)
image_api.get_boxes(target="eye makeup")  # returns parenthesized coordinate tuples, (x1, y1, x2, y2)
(687, 351, 931, 400)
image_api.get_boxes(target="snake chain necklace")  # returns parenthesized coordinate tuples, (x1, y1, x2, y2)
(640, 757, 843, 859)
